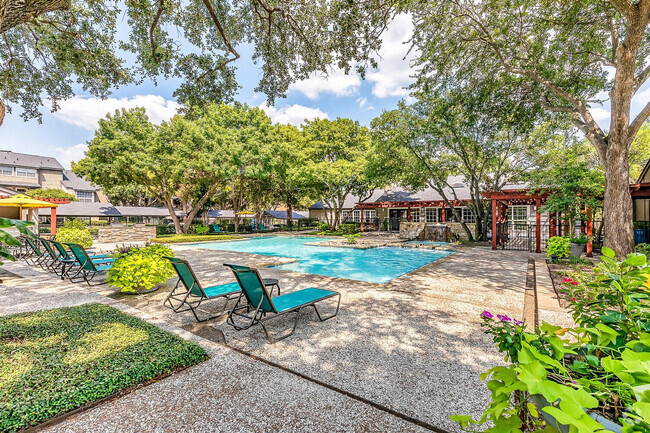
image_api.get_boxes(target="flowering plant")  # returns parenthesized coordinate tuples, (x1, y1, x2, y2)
(480, 310, 525, 363)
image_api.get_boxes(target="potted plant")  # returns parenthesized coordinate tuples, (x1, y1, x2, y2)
(106, 244, 175, 294)
(546, 236, 570, 263)
(451, 248, 650, 432)
(569, 234, 588, 257)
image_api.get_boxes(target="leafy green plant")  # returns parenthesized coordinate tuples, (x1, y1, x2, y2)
(193, 224, 210, 235)
(636, 243, 650, 257)
(151, 234, 240, 244)
(546, 236, 570, 259)
(338, 223, 360, 235)
(570, 234, 589, 245)
(55, 219, 93, 248)
(106, 245, 175, 293)
(27, 188, 76, 201)
(344, 233, 362, 244)
(451, 249, 650, 432)
(0, 218, 36, 264)
(317, 222, 329, 232)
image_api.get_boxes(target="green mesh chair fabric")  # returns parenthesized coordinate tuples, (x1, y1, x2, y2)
(166, 257, 204, 297)
(25, 238, 43, 257)
(39, 238, 58, 260)
(225, 264, 274, 312)
(66, 243, 98, 271)
(203, 282, 241, 297)
(52, 241, 109, 261)
(271, 288, 337, 313)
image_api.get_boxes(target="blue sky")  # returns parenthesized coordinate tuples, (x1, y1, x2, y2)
(0, 15, 415, 169)
(0, 13, 648, 169)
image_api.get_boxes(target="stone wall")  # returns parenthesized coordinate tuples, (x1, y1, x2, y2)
(400, 221, 476, 241)
(446, 223, 476, 241)
(97, 225, 156, 243)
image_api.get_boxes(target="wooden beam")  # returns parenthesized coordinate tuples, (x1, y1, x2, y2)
(491, 198, 497, 250)
(535, 198, 541, 254)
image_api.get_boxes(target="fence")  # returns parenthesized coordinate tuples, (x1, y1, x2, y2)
(496, 221, 603, 253)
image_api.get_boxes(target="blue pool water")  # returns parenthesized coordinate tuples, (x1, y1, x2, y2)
(192, 236, 453, 284)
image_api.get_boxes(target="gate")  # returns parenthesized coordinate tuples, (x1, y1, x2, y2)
(496, 222, 549, 252)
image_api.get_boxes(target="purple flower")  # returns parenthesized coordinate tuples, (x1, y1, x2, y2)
(481, 311, 493, 319)
(514, 319, 523, 326)
(497, 314, 512, 322)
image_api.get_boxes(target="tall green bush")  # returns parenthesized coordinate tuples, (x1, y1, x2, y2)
(546, 236, 570, 259)
(55, 219, 93, 248)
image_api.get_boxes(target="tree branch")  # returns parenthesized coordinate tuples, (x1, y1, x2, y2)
(149, 0, 164, 63)
(199, 0, 240, 79)
(635, 62, 650, 91)
(628, 100, 650, 142)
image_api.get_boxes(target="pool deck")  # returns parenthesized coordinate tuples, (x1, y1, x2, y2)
(0, 243, 562, 433)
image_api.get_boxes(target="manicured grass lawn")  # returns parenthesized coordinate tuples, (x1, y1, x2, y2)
(151, 234, 241, 243)
(0, 304, 208, 432)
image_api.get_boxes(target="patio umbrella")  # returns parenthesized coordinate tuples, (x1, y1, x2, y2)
(235, 210, 255, 216)
(0, 194, 58, 216)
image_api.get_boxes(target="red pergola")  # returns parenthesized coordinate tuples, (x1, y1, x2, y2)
(355, 200, 469, 231)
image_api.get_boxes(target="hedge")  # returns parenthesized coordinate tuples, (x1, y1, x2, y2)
(0, 304, 208, 432)
(151, 234, 241, 244)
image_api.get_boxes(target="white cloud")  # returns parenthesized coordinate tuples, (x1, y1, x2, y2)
(259, 102, 328, 125)
(589, 107, 611, 124)
(357, 97, 367, 108)
(366, 14, 417, 98)
(51, 94, 182, 130)
(54, 143, 88, 169)
(288, 68, 361, 100)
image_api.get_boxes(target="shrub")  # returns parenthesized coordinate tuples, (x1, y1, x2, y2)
(55, 219, 93, 248)
(0, 304, 207, 432)
(636, 243, 650, 256)
(27, 188, 76, 201)
(151, 234, 240, 244)
(106, 244, 175, 293)
(317, 222, 329, 231)
(193, 223, 210, 235)
(338, 223, 360, 235)
(546, 236, 570, 259)
(156, 224, 176, 236)
(452, 248, 650, 432)
(344, 233, 362, 244)
(569, 233, 589, 245)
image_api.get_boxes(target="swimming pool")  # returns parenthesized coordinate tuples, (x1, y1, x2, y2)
(191, 236, 453, 284)
(406, 241, 450, 245)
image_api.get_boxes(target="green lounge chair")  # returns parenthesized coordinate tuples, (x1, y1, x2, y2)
(163, 257, 242, 322)
(23, 237, 46, 266)
(163, 257, 281, 322)
(65, 243, 115, 285)
(51, 240, 112, 280)
(224, 263, 341, 343)
(212, 224, 222, 233)
(258, 223, 265, 231)
(38, 238, 72, 276)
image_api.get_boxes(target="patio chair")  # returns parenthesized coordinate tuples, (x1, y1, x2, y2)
(258, 223, 265, 231)
(65, 243, 115, 286)
(23, 237, 46, 266)
(51, 240, 112, 280)
(163, 257, 281, 322)
(224, 263, 341, 343)
(38, 238, 71, 275)
(212, 224, 222, 233)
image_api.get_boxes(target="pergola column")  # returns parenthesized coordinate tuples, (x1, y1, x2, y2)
(491, 198, 497, 250)
(586, 208, 593, 257)
(360, 208, 364, 232)
(535, 198, 541, 253)
(407, 206, 411, 222)
(549, 213, 557, 237)
(50, 207, 57, 235)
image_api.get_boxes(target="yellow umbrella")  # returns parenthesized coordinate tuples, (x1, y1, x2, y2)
(235, 210, 255, 216)
(0, 193, 58, 222)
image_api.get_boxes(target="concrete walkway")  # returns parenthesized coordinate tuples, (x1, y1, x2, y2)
(0, 245, 558, 432)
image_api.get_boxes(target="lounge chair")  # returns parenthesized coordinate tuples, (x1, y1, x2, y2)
(258, 223, 265, 231)
(38, 238, 72, 276)
(163, 257, 281, 322)
(51, 240, 112, 280)
(23, 237, 46, 266)
(212, 224, 222, 233)
(65, 243, 115, 285)
(224, 263, 341, 343)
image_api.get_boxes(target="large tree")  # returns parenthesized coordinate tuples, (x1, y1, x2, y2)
(299, 117, 375, 230)
(75, 108, 227, 233)
(405, 0, 650, 255)
(0, 0, 392, 125)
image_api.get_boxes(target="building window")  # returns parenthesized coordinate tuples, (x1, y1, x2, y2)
(0, 166, 13, 176)
(363, 210, 376, 221)
(342, 210, 350, 221)
(15, 167, 36, 178)
(351, 210, 361, 222)
(425, 208, 438, 223)
(76, 191, 94, 203)
(462, 207, 476, 223)
(411, 208, 421, 222)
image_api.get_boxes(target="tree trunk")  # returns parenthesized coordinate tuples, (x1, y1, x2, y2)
(286, 199, 293, 229)
(602, 141, 634, 256)
(0, 0, 71, 33)
(164, 200, 183, 234)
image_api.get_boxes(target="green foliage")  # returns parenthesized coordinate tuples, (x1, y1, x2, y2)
(546, 236, 571, 259)
(192, 224, 210, 235)
(338, 223, 360, 235)
(344, 233, 362, 244)
(0, 304, 208, 432)
(0, 218, 35, 265)
(106, 245, 175, 293)
(316, 222, 330, 232)
(55, 219, 93, 248)
(151, 235, 241, 244)
(630, 122, 650, 181)
(570, 234, 589, 245)
(27, 189, 76, 201)
(636, 243, 650, 257)
(452, 251, 650, 432)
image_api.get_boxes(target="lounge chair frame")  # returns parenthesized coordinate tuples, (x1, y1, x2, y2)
(65, 243, 113, 286)
(224, 264, 341, 343)
(163, 257, 244, 322)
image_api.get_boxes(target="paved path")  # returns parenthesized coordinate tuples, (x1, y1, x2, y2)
(1, 245, 540, 432)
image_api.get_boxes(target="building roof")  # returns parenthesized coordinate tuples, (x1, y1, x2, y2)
(309, 189, 387, 210)
(115, 206, 177, 217)
(207, 209, 236, 218)
(638, 159, 650, 184)
(37, 202, 121, 217)
(0, 180, 41, 188)
(62, 170, 99, 192)
(265, 210, 307, 220)
(0, 151, 64, 170)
